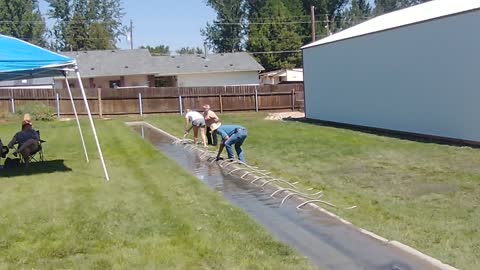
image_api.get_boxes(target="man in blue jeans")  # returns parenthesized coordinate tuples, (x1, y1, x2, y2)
(210, 123, 248, 162)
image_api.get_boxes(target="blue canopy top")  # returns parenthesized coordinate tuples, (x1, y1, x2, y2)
(0, 34, 75, 81)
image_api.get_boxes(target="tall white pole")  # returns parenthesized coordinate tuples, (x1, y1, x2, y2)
(75, 69, 110, 181)
(254, 86, 259, 112)
(139, 92, 143, 117)
(65, 76, 89, 162)
(55, 93, 60, 118)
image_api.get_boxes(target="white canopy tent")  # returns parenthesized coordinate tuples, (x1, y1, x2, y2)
(0, 34, 109, 180)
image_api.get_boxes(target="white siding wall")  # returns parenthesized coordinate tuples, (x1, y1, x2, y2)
(90, 75, 149, 88)
(124, 75, 150, 87)
(55, 75, 149, 89)
(177, 71, 259, 87)
(303, 10, 480, 142)
(286, 70, 303, 82)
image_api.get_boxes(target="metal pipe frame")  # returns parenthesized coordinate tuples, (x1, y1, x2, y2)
(261, 179, 298, 189)
(280, 192, 324, 207)
(297, 199, 337, 209)
(271, 188, 322, 198)
(168, 130, 349, 212)
(250, 175, 273, 184)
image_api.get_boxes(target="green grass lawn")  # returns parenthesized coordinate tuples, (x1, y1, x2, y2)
(149, 112, 480, 270)
(0, 119, 314, 270)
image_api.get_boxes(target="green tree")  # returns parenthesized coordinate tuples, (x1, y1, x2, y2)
(246, 0, 303, 71)
(201, 0, 245, 53)
(373, 0, 398, 14)
(302, 0, 349, 40)
(94, 0, 126, 46)
(141, 45, 171, 55)
(176, 47, 204, 55)
(374, 0, 431, 14)
(47, 0, 125, 51)
(0, 0, 46, 46)
(46, 0, 72, 50)
(88, 22, 114, 50)
(339, 0, 372, 30)
(202, 0, 352, 69)
(66, 0, 90, 50)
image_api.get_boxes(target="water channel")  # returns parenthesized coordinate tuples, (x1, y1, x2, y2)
(130, 123, 443, 270)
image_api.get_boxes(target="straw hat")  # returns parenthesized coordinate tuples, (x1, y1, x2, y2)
(210, 122, 221, 131)
(23, 113, 31, 122)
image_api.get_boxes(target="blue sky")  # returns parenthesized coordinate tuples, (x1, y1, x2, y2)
(39, 0, 217, 51)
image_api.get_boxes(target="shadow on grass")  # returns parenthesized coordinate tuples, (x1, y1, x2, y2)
(284, 117, 480, 148)
(0, 159, 72, 177)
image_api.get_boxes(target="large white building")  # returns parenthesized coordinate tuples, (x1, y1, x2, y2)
(302, 0, 480, 143)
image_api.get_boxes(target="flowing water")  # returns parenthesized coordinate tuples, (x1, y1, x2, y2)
(131, 123, 444, 270)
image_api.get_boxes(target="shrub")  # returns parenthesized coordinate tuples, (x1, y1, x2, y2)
(15, 102, 56, 121)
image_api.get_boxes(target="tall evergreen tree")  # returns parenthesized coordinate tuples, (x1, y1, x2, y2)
(339, 0, 372, 30)
(201, 0, 245, 53)
(374, 0, 431, 14)
(88, 22, 114, 49)
(0, 0, 46, 46)
(302, 0, 349, 39)
(373, 0, 398, 14)
(66, 0, 90, 50)
(95, 0, 125, 46)
(47, 0, 125, 51)
(46, 0, 72, 50)
(246, 0, 303, 71)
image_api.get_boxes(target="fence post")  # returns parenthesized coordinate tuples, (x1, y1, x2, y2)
(139, 92, 143, 117)
(254, 86, 259, 112)
(10, 98, 14, 113)
(179, 95, 183, 115)
(97, 88, 103, 118)
(56, 92, 60, 118)
(291, 89, 295, 111)
(219, 94, 223, 113)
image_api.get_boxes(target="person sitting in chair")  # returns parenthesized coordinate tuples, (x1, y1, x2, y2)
(0, 138, 8, 168)
(8, 120, 40, 165)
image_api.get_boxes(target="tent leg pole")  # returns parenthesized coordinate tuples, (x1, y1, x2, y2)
(75, 70, 110, 181)
(65, 77, 89, 162)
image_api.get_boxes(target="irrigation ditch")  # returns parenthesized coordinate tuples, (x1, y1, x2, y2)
(127, 121, 457, 270)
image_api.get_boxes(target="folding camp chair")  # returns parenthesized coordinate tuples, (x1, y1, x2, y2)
(14, 130, 45, 164)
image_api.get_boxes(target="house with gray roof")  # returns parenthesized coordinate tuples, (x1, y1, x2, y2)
(151, 53, 264, 87)
(0, 77, 54, 89)
(55, 49, 264, 89)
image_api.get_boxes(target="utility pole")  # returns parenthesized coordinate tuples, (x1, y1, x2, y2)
(129, 19, 133, 50)
(310, 5, 316, 42)
(325, 15, 332, 36)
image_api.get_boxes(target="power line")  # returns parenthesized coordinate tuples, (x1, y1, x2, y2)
(0, 14, 374, 25)
(247, 50, 301, 55)
(211, 20, 323, 25)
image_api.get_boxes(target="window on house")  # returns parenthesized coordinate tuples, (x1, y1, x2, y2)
(109, 80, 121, 88)
(155, 77, 168, 87)
(154, 76, 176, 87)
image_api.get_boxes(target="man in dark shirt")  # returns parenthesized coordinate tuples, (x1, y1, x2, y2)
(210, 123, 248, 162)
